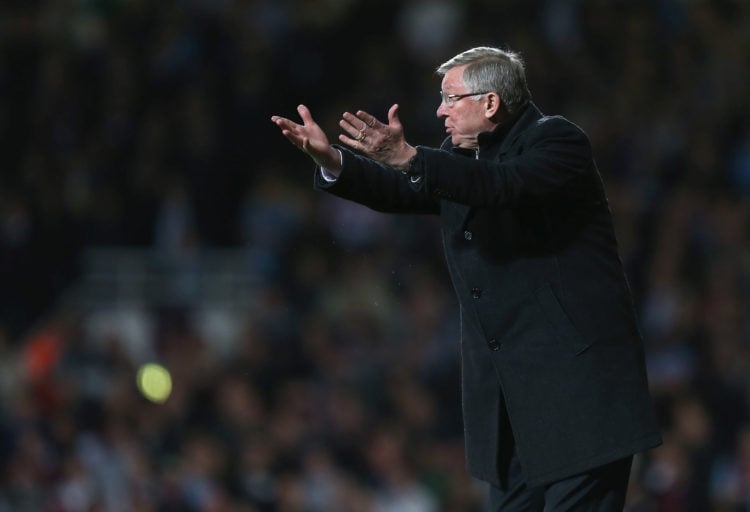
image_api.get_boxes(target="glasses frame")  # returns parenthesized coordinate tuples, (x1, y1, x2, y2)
(440, 90, 491, 106)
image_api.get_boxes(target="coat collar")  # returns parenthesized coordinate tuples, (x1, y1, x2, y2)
(444, 102, 543, 227)
(477, 101, 542, 154)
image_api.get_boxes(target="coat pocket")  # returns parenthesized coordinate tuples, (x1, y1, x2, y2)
(535, 283, 591, 355)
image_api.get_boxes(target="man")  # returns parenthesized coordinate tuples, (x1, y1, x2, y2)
(272, 47, 661, 511)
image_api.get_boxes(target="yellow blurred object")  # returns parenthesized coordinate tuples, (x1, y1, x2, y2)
(137, 363, 172, 403)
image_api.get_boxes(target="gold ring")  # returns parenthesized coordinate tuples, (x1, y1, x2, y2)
(358, 132, 366, 143)
(367, 119, 375, 128)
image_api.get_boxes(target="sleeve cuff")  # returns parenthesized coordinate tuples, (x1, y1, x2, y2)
(319, 149, 344, 182)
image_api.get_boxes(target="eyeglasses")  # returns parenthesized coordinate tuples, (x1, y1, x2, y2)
(439, 90, 491, 106)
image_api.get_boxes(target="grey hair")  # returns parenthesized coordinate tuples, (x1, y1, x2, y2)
(437, 47, 532, 115)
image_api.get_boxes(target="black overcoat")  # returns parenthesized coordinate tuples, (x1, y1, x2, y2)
(314, 102, 662, 487)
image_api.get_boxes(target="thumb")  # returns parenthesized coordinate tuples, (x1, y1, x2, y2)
(297, 104, 315, 125)
(388, 104, 402, 128)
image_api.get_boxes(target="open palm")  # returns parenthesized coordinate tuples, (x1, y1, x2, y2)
(271, 105, 340, 171)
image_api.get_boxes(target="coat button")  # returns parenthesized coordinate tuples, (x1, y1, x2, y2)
(471, 288, 482, 299)
(487, 338, 500, 351)
(464, 230, 473, 240)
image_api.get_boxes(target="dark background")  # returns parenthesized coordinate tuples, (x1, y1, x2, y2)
(1, 1, 749, 510)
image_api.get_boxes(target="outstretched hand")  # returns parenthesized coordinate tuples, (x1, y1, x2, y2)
(339, 104, 417, 171)
(271, 105, 341, 171)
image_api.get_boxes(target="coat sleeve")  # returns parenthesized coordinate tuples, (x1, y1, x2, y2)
(415, 117, 593, 208)
(314, 146, 440, 215)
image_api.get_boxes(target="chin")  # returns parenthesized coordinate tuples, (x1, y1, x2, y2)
(455, 137, 481, 150)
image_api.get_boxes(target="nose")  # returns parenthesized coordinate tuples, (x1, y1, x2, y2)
(437, 101, 447, 118)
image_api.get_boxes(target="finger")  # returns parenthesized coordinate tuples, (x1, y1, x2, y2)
(338, 133, 365, 152)
(339, 114, 366, 139)
(297, 104, 315, 126)
(387, 104, 402, 129)
(273, 116, 302, 134)
(272, 118, 305, 147)
(271, 115, 290, 127)
(344, 129, 368, 146)
(342, 111, 368, 132)
(274, 119, 299, 138)
(282, 129, 305, 148)
(355, 110, 378, 129)
(339, 114, 359, 131)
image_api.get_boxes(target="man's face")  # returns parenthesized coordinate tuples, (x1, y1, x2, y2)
(436, 65, 495, 149)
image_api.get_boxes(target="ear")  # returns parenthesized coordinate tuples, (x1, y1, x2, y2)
(484, 92, 502, 119)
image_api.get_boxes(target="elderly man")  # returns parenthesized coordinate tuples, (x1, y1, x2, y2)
(272, 46, 661, 511)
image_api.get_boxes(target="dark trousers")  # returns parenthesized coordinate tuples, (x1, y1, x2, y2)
(486, 449, 633, 512)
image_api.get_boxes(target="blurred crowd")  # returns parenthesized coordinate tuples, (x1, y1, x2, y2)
(1, 0, 750, 510)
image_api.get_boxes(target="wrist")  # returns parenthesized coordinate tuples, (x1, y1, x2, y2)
(394, 145, 418, 173)
(316, 147, 343, 173)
